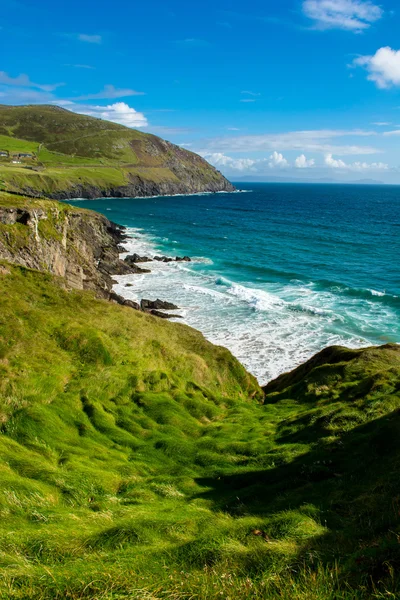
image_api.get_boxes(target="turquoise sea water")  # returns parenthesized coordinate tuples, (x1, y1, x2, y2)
(68, 183, 400, 384)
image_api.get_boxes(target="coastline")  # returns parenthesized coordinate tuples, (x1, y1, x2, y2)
(110, 223, 364, 386)
(67, 185, 399, 386)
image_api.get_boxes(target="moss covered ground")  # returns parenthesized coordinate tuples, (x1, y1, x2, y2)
(0, 254, 400, 598)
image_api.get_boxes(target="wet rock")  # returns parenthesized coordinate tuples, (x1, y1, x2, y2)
(125, 253, 152, 264)
(99, 259, 149, 276)
(141, 298, 179, 311)
(153, 255, 174, 263)
(176, 256, 191, 262)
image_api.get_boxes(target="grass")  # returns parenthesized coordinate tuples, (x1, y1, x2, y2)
(0, 191, 399, 599)
(0, 105, 229, 197)
(0, 259, 400, 598)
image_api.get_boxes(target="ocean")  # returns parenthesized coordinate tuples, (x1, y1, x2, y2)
(68, 183, 400, 385)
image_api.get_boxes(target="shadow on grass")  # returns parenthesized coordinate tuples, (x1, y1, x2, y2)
(192, 408, 400, 585)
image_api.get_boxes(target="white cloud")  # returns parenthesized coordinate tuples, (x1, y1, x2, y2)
(268, 151, 288, 168)
(372, 121, 391, 126)
(302, 0, 383, 32)
(202, 129, 380, 156)
(241, 90, 261, 97)
(64, 64, 95, 70)
(74, 84, 145, 100)
(200, 151, 289, 172)
(240, 98, 256, 103)
(295, 154, 315, 168)
(201, 152, 257, 171)
(383, 129, 400, 136)
(72, 102, 148, 128)
(324, 153, 388, 170)
(0, 71, 63, 92)
(352, 47, 400, 88)
(78, 34, 102, 44)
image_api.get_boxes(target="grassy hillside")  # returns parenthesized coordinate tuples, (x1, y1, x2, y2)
(0, 105, 234, 198)
(1, 257, 400, 598)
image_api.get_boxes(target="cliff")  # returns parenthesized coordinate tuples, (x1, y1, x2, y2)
(0, 104, 234, 199)
(0, 192, 133, 297)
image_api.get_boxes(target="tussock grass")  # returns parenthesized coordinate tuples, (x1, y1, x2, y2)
(0, 260, 400, 598)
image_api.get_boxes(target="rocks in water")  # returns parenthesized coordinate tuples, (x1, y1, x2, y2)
(153, 255, 173, 263)
(117, 244, 127, 253)
(141, 298, 179, 311)
(176, 256, 191, 262)
(109, 293, 180, 317)
(153, 255, 191, 263)
(100, 259, 150, 276)
(124, 253, 152, 264)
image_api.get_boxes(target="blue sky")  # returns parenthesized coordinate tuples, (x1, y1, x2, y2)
(1, 0, 400, 182)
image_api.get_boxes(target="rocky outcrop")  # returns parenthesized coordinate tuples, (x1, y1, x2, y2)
(0, 199, 134, 298)
(125, 253, 152, 263)
(154, 255, 191, 263)
(141, 299, 179, 311)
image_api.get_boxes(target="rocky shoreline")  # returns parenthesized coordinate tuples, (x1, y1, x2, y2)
(0, 196, 191, 321)
(108, 239, 189, 319)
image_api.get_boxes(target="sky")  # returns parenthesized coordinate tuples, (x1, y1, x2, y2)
(1, 0, 400, 182)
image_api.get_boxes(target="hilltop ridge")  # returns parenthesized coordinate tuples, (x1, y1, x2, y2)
(0, 104, 234, 199)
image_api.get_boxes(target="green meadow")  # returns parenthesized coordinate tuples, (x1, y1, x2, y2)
(1, 258, 400, 599)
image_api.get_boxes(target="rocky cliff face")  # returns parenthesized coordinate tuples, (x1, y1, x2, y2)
(0, 194, 130, 297)
(48, 174, 234, 201)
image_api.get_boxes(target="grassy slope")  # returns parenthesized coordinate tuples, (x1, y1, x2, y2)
(0, 105, 229, 197)
(0, 258, 400, 598)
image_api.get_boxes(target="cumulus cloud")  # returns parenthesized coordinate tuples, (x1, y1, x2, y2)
(352, 47, 400, 88)
(268, 151, 288, 168)
(200, 151, 290, 172)
(324, 153, 388, 170)
(74, 84, 145, 101)
(78, 34, 102, 44)
(201, 153, 258, 171)
(202, 129, 379, 156)
(0, 71, 63, 92)
(295, 154, 315, 168)
(72, 102, 148, 128)
(302, 0, 383, 32)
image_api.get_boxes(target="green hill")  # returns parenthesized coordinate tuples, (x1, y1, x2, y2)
(0, 105, 234, 199)
(1, 193, 400, 599)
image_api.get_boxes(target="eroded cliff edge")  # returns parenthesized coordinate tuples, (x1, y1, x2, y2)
(0, 192, 130, 297)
